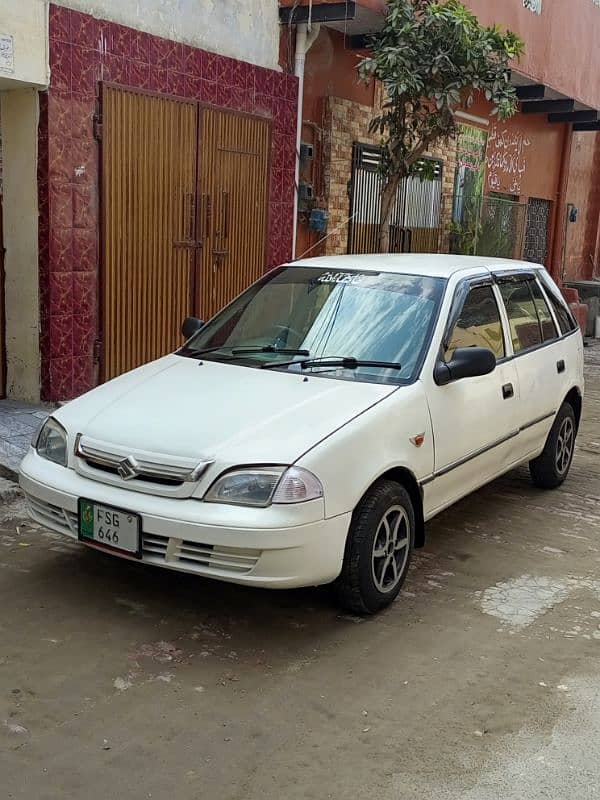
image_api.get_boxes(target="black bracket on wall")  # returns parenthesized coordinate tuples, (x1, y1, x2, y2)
(521, 99, 575, 114)
(279, 2, 356, 24)
(515, 84, 546, 101)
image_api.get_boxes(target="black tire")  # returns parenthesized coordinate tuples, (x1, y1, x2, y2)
(334, 480, 415, 615)
(529, 401, 576, 489)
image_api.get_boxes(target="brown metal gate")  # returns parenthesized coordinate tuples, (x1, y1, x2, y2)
(198, 109, 270, 320)
(101, 86, 271, 380)
(102, 85, 198, 380)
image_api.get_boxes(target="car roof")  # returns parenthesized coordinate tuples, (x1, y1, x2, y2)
(288, 254, 543, 279)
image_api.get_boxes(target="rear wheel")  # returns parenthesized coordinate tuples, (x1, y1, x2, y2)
(334, 480, 414, 615)
(529, 402, 576, 489)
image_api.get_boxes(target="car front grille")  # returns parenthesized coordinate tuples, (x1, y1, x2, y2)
(74, 435, 213, 498)
(25, 494, 78, 538)
(142, 533, 169, 558)
(80, 458, 184, 487)
(25, 495, 260, 577)
(142, 533, 260, 575)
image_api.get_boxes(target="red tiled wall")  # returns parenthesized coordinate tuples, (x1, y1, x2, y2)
(42, 4, 298, 401)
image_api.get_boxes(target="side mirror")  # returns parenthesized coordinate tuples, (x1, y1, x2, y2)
(181, 317, 205, 340)
(434, 347, 496, 386)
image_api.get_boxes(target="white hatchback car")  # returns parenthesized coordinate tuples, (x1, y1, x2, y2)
(20, 255, 584, 613)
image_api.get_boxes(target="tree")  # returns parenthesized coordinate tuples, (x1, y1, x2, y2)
(359, 0, 524, 252)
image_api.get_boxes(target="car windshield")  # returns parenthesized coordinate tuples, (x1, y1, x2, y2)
(179, 266, 445, 384)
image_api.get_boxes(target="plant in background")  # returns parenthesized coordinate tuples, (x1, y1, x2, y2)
(359, 0, 524, 252)
(478, 197, 522, 259)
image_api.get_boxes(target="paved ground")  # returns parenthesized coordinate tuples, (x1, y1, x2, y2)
(0, 400, 52, 474)
(1, 344, 599, 800)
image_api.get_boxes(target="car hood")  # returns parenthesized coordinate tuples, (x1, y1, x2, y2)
(57, 355, 397, 466)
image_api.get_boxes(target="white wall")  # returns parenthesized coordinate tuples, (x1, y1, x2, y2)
(58, 0, 281, 70)
(0, 0, 49, 89)
(0, 3, 45, 400)
(0, 89, 41, 402)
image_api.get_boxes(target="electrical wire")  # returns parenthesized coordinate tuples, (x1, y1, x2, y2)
(296, 210, 359, 260)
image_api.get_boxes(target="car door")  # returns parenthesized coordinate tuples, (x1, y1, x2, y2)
(495, 273, 564, 458)
(423, 276, 520, 518)
(537, 267, 584, 412)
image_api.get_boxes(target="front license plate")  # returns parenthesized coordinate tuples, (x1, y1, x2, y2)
(78, 499, 141, 558)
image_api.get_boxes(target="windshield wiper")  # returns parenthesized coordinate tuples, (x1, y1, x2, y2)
(178, 345, 235, 358)
(231, 346, 310, 356)
(261, 356, 402, 371)
(179, 345, 310, 359)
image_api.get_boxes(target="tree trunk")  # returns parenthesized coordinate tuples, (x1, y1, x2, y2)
(379, 174, 402, 253)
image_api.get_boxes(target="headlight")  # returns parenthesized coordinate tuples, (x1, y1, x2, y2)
(272, 466, 323, 504)
(35, 418, 68, 466)
(204, 466, 323, 507)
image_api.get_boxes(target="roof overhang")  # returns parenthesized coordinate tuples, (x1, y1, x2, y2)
(511, 72, 599, 131)
(279, 1, 385, 36)
(279, 5, 600, 132)
(573, 120, 600, 132)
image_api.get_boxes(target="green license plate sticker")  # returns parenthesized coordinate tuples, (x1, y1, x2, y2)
(78, 499, 141, 557)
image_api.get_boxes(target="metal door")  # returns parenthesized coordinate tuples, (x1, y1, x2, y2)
(348, 143, 442, 255)
(524, 198, 552, 266)
(101, 90, 271, 380)
(101, 85, 199, 380)
(198, 109, 271, 320)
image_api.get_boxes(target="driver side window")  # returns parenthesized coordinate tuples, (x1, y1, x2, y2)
(445, 285, 505, 363)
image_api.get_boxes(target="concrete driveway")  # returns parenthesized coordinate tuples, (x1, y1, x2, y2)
(2, 344, 599, 800)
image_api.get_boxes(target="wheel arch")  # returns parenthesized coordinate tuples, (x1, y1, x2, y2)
(564, 386, 583, 431)
(365, 467, 426, 549)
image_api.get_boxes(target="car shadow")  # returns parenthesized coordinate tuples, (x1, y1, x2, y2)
(21, 463, 552, 648)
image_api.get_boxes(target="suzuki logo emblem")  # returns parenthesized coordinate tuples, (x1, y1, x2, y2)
(117, 456, 140, 481)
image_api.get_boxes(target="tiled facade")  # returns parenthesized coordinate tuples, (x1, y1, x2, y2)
(321, 95, 458, 256)
(41, 4, 298, 401)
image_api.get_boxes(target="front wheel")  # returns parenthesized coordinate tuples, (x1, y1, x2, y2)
(334, 480, 415, 615)
(529, 401, 577, 489)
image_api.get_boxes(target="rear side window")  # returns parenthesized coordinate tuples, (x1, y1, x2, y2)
(499, 279, 543, 353)
(538, 272, 578, 335)
(529, 280, 559, 342)
(445, 284, 505, 362)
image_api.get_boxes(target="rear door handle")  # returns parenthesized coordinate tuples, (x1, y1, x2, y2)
(557, 359, 565, 374)
(502, 383, 514, 399)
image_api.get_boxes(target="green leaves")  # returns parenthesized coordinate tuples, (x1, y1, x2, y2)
(359, 0, 523, 185)
(359, 0, 523, 251)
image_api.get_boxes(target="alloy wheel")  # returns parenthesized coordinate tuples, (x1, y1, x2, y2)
(371, 505, 410, 593)
(555, 416, 575, 476)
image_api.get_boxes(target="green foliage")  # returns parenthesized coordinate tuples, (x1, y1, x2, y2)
(450, 195, 522, 258)
(360, 0, 524, 184)
(478, 199, 521, 259)
(449, 198, 481, 256)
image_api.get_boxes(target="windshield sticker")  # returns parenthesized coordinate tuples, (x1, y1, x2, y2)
(316, 271, 373, 286)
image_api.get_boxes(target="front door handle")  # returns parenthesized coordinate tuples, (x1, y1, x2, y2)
(502, 383, 514, 400)
(557, 359, 566, 374)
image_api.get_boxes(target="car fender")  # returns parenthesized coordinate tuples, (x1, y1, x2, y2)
(296, 381, 434, 521)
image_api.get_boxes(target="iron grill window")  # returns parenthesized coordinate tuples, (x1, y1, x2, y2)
(347, 143, 442, 255)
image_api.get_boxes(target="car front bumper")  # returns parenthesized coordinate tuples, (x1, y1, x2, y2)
(19, 451, 350, 589)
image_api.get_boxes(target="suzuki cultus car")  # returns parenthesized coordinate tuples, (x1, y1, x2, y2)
(20, 255, 584, 613)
